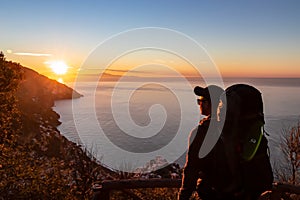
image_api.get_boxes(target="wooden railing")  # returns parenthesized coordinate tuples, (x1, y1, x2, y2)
(92, 179, 300, 200)
(92, 179, 181, 200)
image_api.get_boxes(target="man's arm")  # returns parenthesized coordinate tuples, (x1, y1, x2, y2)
(178, 128, 200, 200)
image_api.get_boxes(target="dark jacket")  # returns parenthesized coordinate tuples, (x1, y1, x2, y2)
(178, 118, 232, 200)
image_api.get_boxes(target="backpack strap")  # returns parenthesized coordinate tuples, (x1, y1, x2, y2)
(241, 123, 264, 161)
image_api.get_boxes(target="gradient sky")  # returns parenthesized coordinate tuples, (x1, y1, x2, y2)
(1, 0, 300, 80)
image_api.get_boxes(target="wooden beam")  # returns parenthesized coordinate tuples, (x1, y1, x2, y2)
(94, 179, 181, 191)
(92, 179, 300, 200)
(273, 183, 300, 195)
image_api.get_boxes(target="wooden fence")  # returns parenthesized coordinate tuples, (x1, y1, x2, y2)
(92, 179, 300, 200)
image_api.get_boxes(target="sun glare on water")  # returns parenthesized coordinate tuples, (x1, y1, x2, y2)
(48, 61, 69, 75)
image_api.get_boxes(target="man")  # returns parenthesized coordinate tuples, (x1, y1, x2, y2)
(178, 85, 232, 200)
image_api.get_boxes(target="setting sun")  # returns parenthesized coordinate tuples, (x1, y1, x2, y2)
(47, 61, 69, 75)
(57, 77, 64, 83)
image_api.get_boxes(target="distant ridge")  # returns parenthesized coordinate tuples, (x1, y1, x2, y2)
(19, 66, 83, 100)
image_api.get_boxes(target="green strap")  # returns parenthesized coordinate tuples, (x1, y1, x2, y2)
(241, 126, 264, 161)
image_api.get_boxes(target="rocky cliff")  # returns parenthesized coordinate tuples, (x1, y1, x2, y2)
(16, 67, 82, 141)
(0, 56, 118, 199)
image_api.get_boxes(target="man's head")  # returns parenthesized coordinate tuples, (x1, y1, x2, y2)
(194, 85, 224, 116)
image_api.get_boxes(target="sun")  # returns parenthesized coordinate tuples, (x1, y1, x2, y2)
(57, 77, 64, 83)
(48, 61, 69, 75)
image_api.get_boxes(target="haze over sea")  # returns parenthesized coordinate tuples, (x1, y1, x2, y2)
(54, 78, 300, 171)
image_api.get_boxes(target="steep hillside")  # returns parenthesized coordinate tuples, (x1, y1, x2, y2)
(0, 56, 115, 199)
(16, 66, 82, 140)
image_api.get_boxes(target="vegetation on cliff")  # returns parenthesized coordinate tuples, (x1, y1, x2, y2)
(0, 52, 115, 199)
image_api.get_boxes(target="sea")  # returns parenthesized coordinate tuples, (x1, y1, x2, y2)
(53, 78, 300, 172)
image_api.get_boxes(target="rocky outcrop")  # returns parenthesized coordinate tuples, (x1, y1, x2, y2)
(18, 66, 82, 101)
(16, 66, 82, 140)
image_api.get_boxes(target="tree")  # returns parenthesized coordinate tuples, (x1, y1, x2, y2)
(0, 51, 4, 61)
(274, 121, 300, 185)
(0, 52, 22, 144)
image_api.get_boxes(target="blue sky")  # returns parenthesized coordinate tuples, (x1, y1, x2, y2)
(1, 0, 300, 78)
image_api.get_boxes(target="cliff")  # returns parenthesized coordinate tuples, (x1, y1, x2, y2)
(16, 67, 82, 140)
(19, 67, 82, 100)
(0, 56, 119, 199)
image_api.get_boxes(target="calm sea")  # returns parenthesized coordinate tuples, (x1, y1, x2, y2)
(53, 78, 300, 171)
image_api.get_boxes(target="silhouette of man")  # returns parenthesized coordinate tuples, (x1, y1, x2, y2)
(178, 85, 232, 200)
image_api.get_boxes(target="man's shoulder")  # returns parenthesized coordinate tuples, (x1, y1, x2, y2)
(188, 123, 208, 144)
(199, 116, 212, 126)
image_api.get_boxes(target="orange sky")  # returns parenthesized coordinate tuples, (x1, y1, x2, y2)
(2, 1, 300, 82)
(5, 48, 300, 84)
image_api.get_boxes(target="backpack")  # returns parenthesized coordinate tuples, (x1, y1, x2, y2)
(222, 84, 273, 195)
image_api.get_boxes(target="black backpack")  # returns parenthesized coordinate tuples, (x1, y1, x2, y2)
(222, 84, 274, 196)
